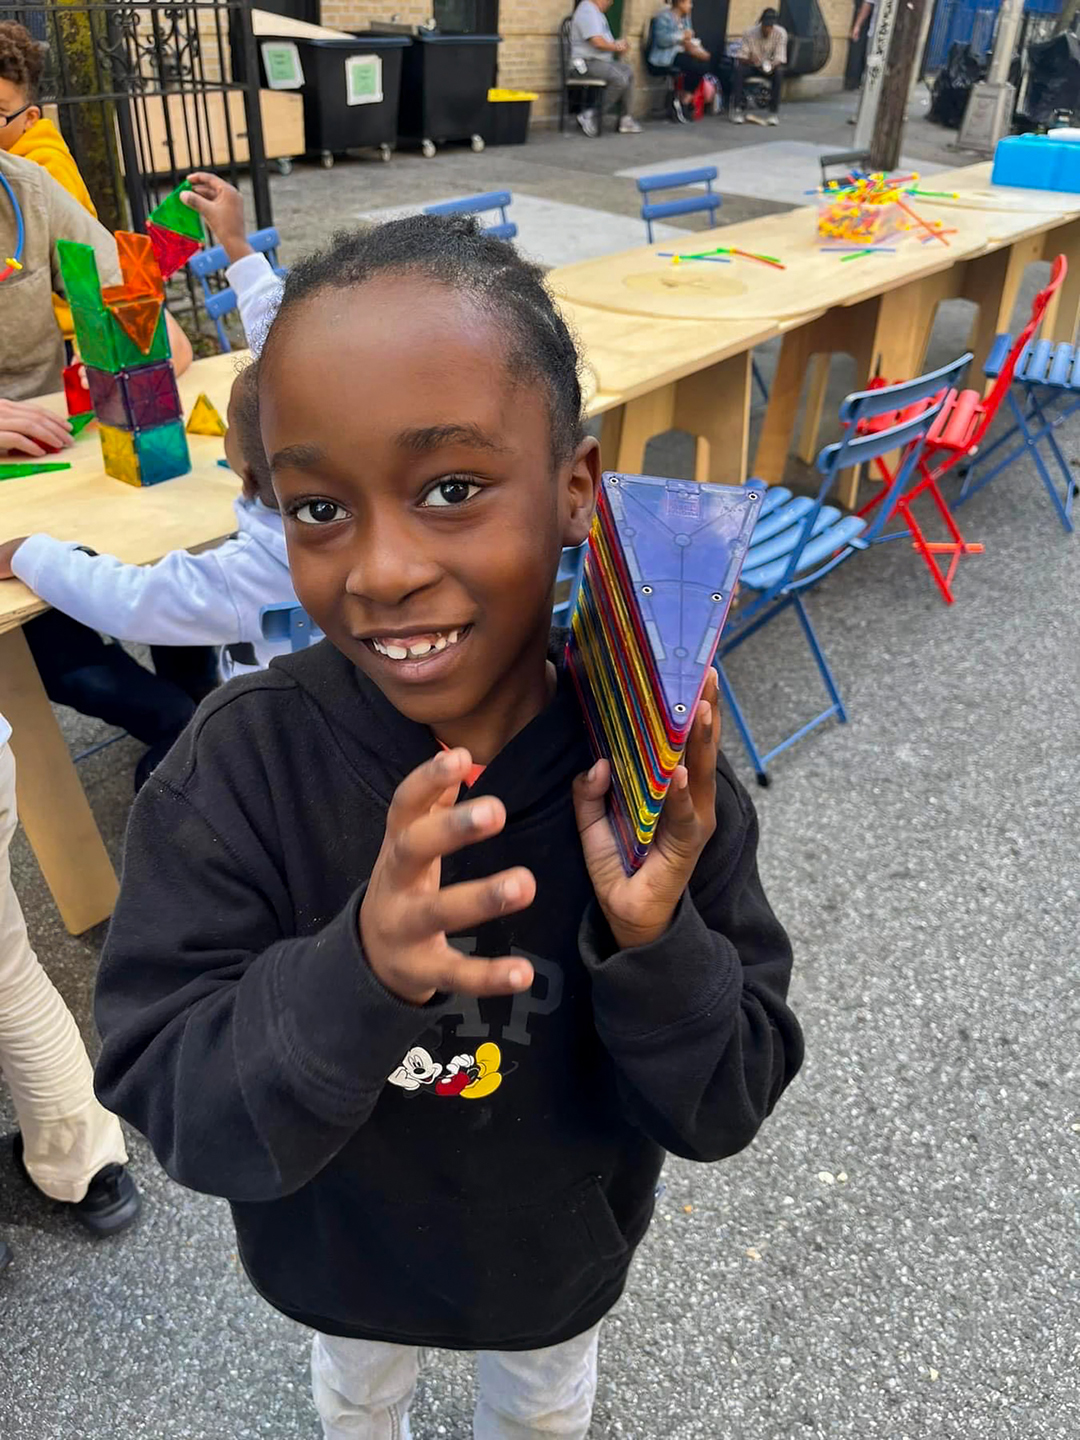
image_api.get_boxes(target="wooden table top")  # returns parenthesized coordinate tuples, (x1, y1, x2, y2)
(564, 298, 782, 401)
(0, 351, 245, 635)
(549, 164, 1072, 325)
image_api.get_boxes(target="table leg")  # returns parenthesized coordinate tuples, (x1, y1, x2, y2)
(797, 354, 832, 465)
(754, 325, 815, 484)
(1042, 218, 1080, 343)
(673, 352, 751, 484)
(605, 385, 676, 474)
(0, 627, 119, 935)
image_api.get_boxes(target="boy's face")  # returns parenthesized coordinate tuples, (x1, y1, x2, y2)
(0, 78, 38, 151)
(260, 275, 598, 735)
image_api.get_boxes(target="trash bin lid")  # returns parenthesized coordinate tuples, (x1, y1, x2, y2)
(413, 32, 503, 43)
(298, 33, 411, 48)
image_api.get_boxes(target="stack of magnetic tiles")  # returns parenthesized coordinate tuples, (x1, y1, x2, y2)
(567, 473, 763, 874)
(55, 184, 205, 488)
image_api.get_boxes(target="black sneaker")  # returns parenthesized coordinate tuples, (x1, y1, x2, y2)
(0, 1239, 12, 1274)
(13, 1132, 141, 1236)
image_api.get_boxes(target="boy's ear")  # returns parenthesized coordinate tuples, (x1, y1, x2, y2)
(562, 436, 601, 548)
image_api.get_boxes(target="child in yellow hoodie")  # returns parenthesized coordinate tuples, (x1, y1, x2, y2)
(0, 21, 95, 338)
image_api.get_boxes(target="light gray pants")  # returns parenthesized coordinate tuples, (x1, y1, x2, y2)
(581, 58, 635, 117)
(311, 1323, 601, 1439)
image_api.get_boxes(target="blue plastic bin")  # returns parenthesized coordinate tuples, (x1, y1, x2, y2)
(992, 134, 1080, 193)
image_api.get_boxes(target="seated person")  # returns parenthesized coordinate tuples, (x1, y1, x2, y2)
(0, 148, 192, 403)
(731, 6, 787, 125)
(648, 0, 717, 122)
(569, 0, 642, 137)
(0, 369, 298, 751)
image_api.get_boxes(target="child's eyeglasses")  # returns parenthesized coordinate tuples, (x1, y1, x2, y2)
(0, 103, 33, 128)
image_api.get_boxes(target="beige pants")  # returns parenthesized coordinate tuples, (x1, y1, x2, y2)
(0, 742, 126, 1202)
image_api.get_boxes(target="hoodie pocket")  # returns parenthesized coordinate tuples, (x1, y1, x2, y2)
(246, 1173, 631, 1347)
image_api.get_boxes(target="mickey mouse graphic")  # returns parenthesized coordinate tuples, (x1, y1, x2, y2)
(387, 1042, 503, 1100)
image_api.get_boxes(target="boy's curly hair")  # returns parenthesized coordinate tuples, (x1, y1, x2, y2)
(0, 22, 44, 105)
(259, 213, 585, 468)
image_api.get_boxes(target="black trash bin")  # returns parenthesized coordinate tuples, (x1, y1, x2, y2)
(259, 33, 410, 167)
(365, 26, 501, 157)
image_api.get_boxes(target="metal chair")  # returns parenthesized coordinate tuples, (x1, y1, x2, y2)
(259, 602, 321, 653)
(559, 15, 608, 134)
(715, 354, 972, 785)
(553, 543, 586, 624)
(636, 167, 722, 244)
(188, 228, 285, 353)
(854, 256, 1067, 599)
(956, 257, 1076, 534)
(819, 150, 872, 188)
(423, 192, 517, 242)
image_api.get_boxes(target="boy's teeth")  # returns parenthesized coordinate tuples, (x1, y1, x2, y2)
(372, 628, 465, 661)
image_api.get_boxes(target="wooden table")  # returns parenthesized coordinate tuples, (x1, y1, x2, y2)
(551, 163, 1080, 501)
(0, 352, 244, 933)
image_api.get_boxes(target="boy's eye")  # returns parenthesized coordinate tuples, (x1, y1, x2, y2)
(293, 499, 349, 525)
(421, 479, 481, 509)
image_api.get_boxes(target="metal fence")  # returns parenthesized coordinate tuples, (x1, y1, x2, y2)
(2, 1, 273, 345)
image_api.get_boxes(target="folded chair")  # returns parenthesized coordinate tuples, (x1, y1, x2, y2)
(854, 256, 1067, 600)
(956, 255, 1075, 534)
(715, 354, 971, 785)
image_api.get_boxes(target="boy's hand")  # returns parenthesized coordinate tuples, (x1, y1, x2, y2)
(360, 748, 537, 1005)
(0, 399, 73, 458)
(182, 173, 253, 261)
(574, 670, 720, 951)
(0, 539, 28, 580)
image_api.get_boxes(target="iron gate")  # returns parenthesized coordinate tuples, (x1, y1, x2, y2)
(2, 1, 272, 343)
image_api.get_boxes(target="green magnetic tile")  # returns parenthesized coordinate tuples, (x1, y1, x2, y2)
(57, 239, 105, 313)
(70, 303, 119, 372)
(109, 309, 170, 369)
(147, 182, 205, 244)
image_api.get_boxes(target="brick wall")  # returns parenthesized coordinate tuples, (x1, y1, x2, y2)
(315, 0, 853, 123)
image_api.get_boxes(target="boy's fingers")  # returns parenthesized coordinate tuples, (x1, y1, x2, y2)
(572, 759, 611, 833)
(399, 867, 536, 942)
(389, 794, 506, 877)
(386, 749, 474, 835)
(0, 432, 46, 458)
(427, 947, 535, 1000)
(687, 685, 720, 820)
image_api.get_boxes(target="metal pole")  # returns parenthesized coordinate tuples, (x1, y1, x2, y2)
(854, 0, 901, 152)
(987, 0, 1024, 86)
(236, 0, 272, 230)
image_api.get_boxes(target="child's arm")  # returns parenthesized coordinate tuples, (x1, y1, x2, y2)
(95, 735, 534, 1201)
(183, 173, 284, 355)
(574, 678, 802, 1162)
(0, 532, 255, 647)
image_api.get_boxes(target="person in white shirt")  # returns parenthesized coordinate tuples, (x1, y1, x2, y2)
(0, 367, 299, 686)
(569, 0, 642, 138)
(732, 7, 788, 124)
(0, 711, 139, 1245)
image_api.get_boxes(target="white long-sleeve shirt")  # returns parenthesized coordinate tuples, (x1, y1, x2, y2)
(226, 251, 285, 357)
(10, 496, 298, 678)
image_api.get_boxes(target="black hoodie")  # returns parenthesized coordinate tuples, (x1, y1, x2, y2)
(95, 640, 803, 1351)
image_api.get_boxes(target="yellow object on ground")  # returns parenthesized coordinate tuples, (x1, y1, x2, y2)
(487, 89, 538, 102)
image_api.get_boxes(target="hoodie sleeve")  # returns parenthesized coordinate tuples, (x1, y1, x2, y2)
(94, 704, 432, 1202)
(579, 755, 803, 1163)
(225, 252, 284, 356)
(10, 533, 252, 648)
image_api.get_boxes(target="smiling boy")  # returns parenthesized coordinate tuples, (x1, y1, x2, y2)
(95, 217, 802, 1439)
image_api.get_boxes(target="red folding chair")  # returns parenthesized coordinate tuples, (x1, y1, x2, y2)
(854, 254, 1067, 604)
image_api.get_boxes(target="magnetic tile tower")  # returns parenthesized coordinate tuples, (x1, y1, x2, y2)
(55, 184, 205, 488)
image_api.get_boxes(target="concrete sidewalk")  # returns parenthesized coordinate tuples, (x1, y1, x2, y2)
(2, 91, 1077, 1440)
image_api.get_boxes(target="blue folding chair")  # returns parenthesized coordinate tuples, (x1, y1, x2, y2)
(716, 353, 972, 785)
(423, 192, 517, 242)
(636, 167, 721, 243)
(188, 228, 286, 353)
(259, 602, 321, 653)
(957, 329, 1077, 533)
(553, 543, 586, 624)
